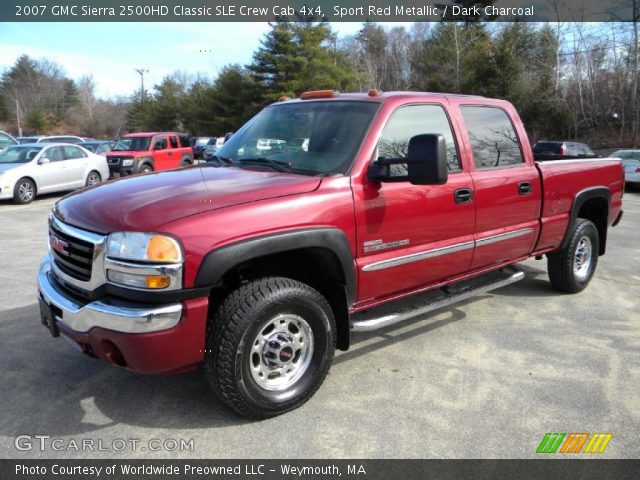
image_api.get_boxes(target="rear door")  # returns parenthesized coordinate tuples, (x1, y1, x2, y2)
(151, 136, 170, 170)
(168, 135, 181, 168)
(354, 103, 476, 302)
(457, 104, 540, 270)
(62, 145, 89, 187)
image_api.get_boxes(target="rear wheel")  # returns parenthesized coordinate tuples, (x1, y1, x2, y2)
(204, 277, 336, 419)
(85, 171, 101, 186)
(13, 178, 36, 204)
(547, 218, 599, 293)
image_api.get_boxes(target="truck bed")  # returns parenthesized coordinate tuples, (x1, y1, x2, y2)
(534, 158, 624, 253)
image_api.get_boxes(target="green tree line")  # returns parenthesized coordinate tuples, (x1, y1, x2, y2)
(2, 19, 639, 147)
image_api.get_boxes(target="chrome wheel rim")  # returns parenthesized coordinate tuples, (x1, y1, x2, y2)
(87, 174, 100, 186)
(19, 182, 34, 201)
(249, 314, 314, 392)
(573, 236, 592, 281)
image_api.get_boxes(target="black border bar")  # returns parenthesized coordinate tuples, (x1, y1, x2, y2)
(3, 1, 638, 22)
(3, 459, 640, 480)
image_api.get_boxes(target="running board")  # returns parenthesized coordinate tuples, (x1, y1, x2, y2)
(350, 266, 525, 333)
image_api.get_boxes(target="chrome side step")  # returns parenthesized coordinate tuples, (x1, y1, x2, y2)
(350, 266, 525, 332)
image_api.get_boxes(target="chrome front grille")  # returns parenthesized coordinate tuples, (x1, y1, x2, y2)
(48, 216, 106, 292)
(49, 222, 94, 281)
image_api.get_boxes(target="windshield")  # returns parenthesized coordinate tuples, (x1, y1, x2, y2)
(80, 142, 98, 152)
(113, 137, 149, 151)
(0, 145, 43, 164)
(214, 101, 379, 175)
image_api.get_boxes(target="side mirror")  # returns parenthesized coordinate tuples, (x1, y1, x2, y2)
(367, 134, 448, 185)
(407, 134, 448, 185)
(38, 157, 50, 165)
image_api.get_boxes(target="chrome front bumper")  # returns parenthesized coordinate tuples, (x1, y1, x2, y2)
(38, 254, 183, 334)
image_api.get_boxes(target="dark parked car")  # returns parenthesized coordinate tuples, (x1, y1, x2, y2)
(191, 137, 213, 159)
(533, 141, 598, 161)
(79, 141, 116, 155)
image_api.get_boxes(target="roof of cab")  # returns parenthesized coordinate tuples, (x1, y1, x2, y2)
(273, 90, 487, 105)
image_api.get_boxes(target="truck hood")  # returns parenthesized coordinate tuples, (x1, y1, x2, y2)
(53, 166, 322, 234)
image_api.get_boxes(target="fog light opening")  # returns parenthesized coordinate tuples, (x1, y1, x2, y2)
(101, 340, 127, 367)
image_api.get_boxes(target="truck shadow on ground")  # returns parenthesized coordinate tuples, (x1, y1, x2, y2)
(0, 269, 558, 437)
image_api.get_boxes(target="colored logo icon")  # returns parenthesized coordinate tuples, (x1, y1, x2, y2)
(537, 433, 612, 454)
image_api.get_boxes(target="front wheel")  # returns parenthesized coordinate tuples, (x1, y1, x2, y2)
(547, 218, 599, 293)
(139, 164, 153, 174)
(13, 178, 36, 204)
(204, 277, 336, 419)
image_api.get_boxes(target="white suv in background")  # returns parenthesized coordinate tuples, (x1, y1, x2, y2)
(0, 143, 109, 204)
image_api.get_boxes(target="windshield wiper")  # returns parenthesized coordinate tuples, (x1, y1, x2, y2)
(204, 155, 233, 166)
(236, 157, 294, 173)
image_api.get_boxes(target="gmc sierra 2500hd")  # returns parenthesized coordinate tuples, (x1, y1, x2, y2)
(38, 90, 624, 418)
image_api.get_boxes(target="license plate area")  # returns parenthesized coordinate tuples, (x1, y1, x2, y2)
(39, 296, 60, 337)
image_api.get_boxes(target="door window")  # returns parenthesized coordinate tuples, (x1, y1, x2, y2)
(45, 147, 65, 162)
(154, 137, 167, 150)
(377, 104, 460, 177)
(62, 146, 87, 159)
(461, 106, 524, 169)
(169, 136, 178, 149)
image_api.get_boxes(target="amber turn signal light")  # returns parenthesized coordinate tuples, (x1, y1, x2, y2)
(146, 235, 181, 262)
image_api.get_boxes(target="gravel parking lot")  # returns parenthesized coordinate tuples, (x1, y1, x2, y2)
(1, 190, 639, 459)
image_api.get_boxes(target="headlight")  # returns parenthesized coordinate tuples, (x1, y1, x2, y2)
(105, 232, 183, 290)
(107, 232, 182, 263)
(122, 159, 133, 166)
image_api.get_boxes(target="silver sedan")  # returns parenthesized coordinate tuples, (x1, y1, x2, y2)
(0, 143, 109, 204)
(611, 149, 640, 187)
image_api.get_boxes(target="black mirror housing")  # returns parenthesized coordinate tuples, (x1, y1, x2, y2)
(407, 134, 448, 185)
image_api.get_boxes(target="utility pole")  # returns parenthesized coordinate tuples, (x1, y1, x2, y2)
(135, 68, 149, 96)
(15, 99, 22, 136)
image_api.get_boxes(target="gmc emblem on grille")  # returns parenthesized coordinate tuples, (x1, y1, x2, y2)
(50, 233, 69, 256)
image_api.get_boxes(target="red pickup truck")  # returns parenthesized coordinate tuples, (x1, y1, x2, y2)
(38, 91, 624, 419)
(106, 132, 193, 177)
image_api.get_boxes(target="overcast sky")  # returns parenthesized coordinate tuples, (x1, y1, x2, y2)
(0, 22, 411, 98)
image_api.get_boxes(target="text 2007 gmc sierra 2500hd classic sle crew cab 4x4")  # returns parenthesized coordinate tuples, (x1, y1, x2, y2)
(38, 90, 624, 418)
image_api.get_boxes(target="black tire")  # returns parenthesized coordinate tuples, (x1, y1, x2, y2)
(547, 218, 599, 293)
(13, 177, 36, 204)
(139, 164, 153, 174)
(205, 277, 336, 419)
(85, 171, 101, 187)
(180, 158, 192, 167)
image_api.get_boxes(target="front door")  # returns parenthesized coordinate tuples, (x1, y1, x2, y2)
(354, 103, 476, 303)
(35, 146, 68, 192)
